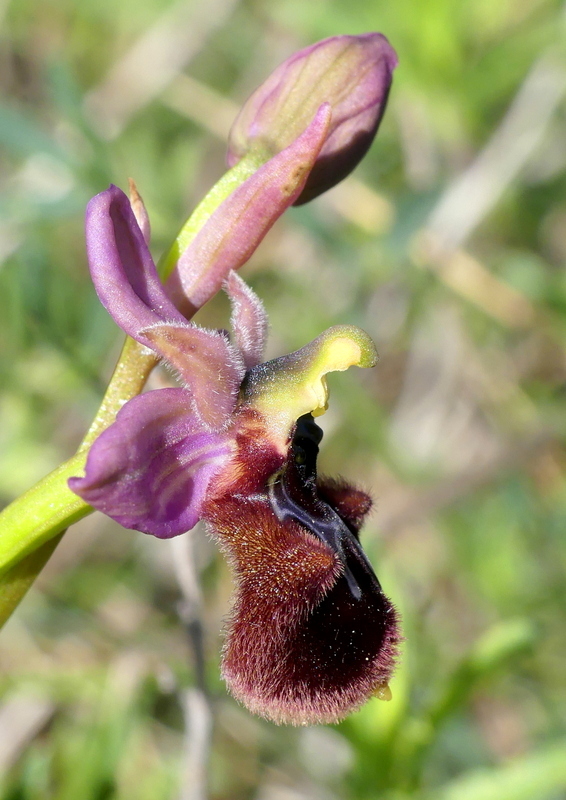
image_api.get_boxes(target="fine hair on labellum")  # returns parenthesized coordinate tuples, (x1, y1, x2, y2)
(205, 488, 400, 726)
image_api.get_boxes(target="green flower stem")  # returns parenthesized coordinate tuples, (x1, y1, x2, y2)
(0, 338, 156, 624)
(0, 535, 64, 627)
(0, 452, 91, 578)
(0, 152, 265, 624)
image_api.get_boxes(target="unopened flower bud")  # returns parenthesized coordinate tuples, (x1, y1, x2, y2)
(227, 33, 397, 204)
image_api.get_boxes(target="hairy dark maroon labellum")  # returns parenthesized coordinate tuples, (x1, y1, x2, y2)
(269, 414, 380, 600)
(316, 478, 373, 533)
(203, 412, 400, 724)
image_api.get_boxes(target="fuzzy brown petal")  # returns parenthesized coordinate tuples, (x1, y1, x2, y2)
(205, 494, 400, 726)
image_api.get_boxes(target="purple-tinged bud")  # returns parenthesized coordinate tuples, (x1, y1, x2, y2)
(227, 33, 398, 204)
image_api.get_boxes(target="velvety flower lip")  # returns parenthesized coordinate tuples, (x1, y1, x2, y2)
(201, 338, 399, 725)
(268, 416, 378, 601)
(269, 414, 381, 600)
(205, 412, 400, 726)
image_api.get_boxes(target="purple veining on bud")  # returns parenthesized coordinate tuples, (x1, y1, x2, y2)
(227, 33, 398, 204)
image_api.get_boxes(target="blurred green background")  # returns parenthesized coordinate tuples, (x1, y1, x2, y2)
(1, 0, 566, 797)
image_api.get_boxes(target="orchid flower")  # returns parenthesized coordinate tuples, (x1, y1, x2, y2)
(69, 184, 399, 726)
(66, 33, 400, 725)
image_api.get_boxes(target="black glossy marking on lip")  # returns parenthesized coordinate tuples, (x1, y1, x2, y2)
(268, 414, 381, 600)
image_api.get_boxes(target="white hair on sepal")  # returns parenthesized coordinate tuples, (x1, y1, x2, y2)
(225, 270, 269, 370)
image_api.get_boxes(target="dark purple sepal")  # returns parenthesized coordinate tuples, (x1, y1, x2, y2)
(69, 389, 233, 538)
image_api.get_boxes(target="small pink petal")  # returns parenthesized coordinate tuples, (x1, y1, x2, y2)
(225, 271, 268, 369)
(141, 322, 245, 429)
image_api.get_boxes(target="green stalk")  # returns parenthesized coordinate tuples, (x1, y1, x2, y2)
(0, 452, 91, 577)
(0, 536, 64, 627)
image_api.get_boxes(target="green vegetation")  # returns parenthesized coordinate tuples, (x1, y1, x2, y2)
(1, 0, 565, 797)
